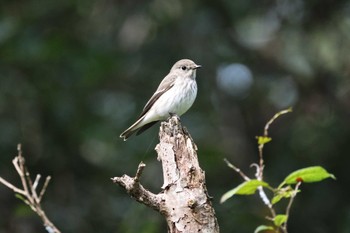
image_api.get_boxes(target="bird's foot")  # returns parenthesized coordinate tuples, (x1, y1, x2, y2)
(168, 112, 179, 118)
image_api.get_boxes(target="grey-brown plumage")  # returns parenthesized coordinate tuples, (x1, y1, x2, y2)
(120, 59, 201, 141)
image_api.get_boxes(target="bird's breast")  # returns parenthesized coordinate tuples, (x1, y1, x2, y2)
(150, 77, 197, 119)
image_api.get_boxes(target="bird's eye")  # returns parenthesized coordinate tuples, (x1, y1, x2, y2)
(181, 66, 186, 70)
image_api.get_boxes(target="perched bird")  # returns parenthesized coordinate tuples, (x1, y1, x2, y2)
(120, 59, 201, 141)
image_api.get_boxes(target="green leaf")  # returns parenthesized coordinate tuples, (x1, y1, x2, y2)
(274, 214, 288, 227)
(284, 166, 336, 184)
(271, 193, 283, 205)
(256, 136, 272, 145)
(271, 187, 299, 205)
(254, 225, 274, 233)
(220, 180, 271, 203)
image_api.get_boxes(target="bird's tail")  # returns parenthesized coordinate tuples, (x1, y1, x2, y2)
(120, 117, 144, 141)
(120, 117, 160, 141)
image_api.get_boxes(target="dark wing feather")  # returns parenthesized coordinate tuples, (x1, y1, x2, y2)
(136, 121, 159, 135)
(138, 74, 177, 117)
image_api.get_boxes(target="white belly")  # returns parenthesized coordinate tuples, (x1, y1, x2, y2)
(143, 77, 197, 123)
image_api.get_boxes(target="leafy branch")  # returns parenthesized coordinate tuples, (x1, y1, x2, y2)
(0, 144, 60, 233)
(221, 108, 335, 233)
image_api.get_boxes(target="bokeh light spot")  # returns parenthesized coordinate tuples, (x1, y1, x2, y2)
(216, 63, 254, 98)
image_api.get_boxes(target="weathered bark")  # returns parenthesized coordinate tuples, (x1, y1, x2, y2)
(113, 116, 219, 233)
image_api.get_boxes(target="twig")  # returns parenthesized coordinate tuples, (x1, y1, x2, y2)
(39, 176, 52, 203)
(112, 162, 161, 211)
(33, 174, 41, 191)
(224, 158, 250, 181)
(0, 177, 26, 196)
(259, 186, 276, 217)
(258, 108, 293, 179)
(255, 108, 293, 220)
(256, 107, 293, 182)
(263, 108, 293, 137)
(282, 182, 301, 232)
(224, 158, 276, 217)
(250, 164, 276, 219)
(0, 144, 60, 233)
(134, 161, 146, 183)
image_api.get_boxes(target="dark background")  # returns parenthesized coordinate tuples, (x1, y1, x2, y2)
(0, 0, 349, 232)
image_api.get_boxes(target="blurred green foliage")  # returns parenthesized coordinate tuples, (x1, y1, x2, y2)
(0, 0, 350, 232)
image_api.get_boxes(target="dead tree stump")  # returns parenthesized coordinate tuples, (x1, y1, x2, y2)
(113, 116, 219, 233)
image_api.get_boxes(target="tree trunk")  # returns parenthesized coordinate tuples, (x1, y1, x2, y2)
(112, 116, 219, 233)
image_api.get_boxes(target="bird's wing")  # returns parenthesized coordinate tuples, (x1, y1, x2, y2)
(138, 73, 177, 118)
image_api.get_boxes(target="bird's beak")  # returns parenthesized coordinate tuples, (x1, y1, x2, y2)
(193, 64, 202, 69)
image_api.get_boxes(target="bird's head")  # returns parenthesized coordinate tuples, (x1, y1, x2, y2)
(171, 59, 201, 79)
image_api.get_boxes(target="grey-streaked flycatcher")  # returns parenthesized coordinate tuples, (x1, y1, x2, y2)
(120, 59, 201, 141)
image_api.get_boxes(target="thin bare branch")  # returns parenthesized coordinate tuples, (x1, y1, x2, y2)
(253, 109, 293, 222)
(0, 144, 61, 233)
(257, 108, 292, 180)
(224, 158, 250, 181)
(15, 145, 33, 203)
(31, 174, 42, 203)
(33, 174, 41, 191)
(134, 162, 146, 183)
(12, 157, 23, 177)
(0, 177, 26, 196)
(38, 176, 51, 203)
(263, 108, 293, 137)
(282, 182, 301, 232)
